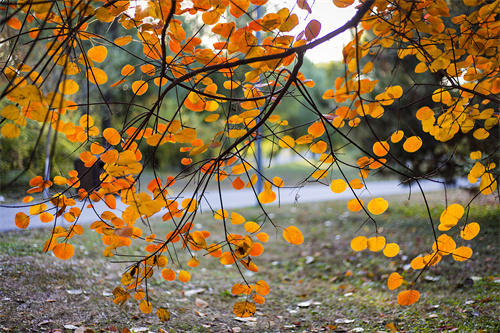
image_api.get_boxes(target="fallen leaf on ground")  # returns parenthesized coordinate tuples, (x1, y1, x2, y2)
(195, 297, 209, 308)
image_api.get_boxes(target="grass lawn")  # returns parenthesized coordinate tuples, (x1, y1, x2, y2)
(0, 190, 498, 332)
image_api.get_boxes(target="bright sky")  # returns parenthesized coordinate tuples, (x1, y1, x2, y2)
(132, 0, 358, 63)
(267, 0, 358, 63)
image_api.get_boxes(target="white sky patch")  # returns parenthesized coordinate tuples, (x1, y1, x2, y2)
(129, 0, 358, 63)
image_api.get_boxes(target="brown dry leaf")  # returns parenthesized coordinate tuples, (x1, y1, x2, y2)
(195, 297, 209, 308)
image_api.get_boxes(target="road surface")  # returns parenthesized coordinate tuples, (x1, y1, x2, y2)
(0, 179, 448, 232)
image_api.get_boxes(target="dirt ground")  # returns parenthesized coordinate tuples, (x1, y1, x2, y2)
(0, 192, 498, 332)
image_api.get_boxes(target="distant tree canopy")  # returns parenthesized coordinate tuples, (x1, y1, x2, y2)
(1, 0, 498, 320)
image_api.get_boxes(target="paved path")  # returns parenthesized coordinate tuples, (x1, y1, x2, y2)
(0, 179, 449, 231)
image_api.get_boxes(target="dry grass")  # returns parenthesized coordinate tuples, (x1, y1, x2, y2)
(0, 190, 498, 332)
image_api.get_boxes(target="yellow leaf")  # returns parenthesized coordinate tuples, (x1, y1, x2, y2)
(479, 173, 497, 195)
(273, 177, 284, 187)
(233, 301, 256, 318)
(230, 212, 245, 225)
(432, 234, 456, 255)
(350, 236, 367, 251)
(156, 307, 170, 322)
(452, 246, 473, 262)
(367, 198, 388, 215)
(214, 209, 228, 220)
(231, 283, 247, 295)
(258, 190, 276, 204)
(279, 135, 295, 149)
(182, 198, 198, 212)
(1, 123, 20, 138)
(310, 141, 327, 154)
(387, 272, 403, 290)
(283, 226, 304, 245)
(112, 287, 130, 305)
(175, 128, 197, 143)
(232, 162, 252, 175)
(460, 222, 480, 240)
(244, 221, 260, 233)
(397, 290, 420, 306)
(383, 243, 400, 257)
(312, 169, 329, 179)
(367, 235, 386, 252)
(330, 179, 347, 193)
(205, 114, 219, 122)
(121, 272, 133, 286)
(58, 79, 79, 95)
(439, 204, 464, 230)
(470, 151, 481, 160)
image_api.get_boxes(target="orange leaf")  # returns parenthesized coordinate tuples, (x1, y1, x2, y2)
(15, 212, 30, 229)
(115, 35, 132, 46)
(139, 300, 153, 314)
(283, 226, 304, 245)
(88, 45, 107, 63)
(397, 290, 420, 306)
(297, 0, 312, 13)
(233, 176, 245, 190)
(178, 270, 191, 283)
(255, 279, 270, 295)
(305, 20, 321, 41)
(333, 0, 355, 8)
(103, 128, 121, 145)
(373, 141, 390, 157)
(308, 121, 325, 137)
(132, 80, 148, 96)
(161, 268, 176, 281)
(403, 136, 422, 153)
(53, 243, 75, 260)
(347, 198, 364, 212)
(233, 301, 256, 318)
(253, 294, 265, 304)
(187, 257, 200, 267)
(87, 67, 108, 85)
